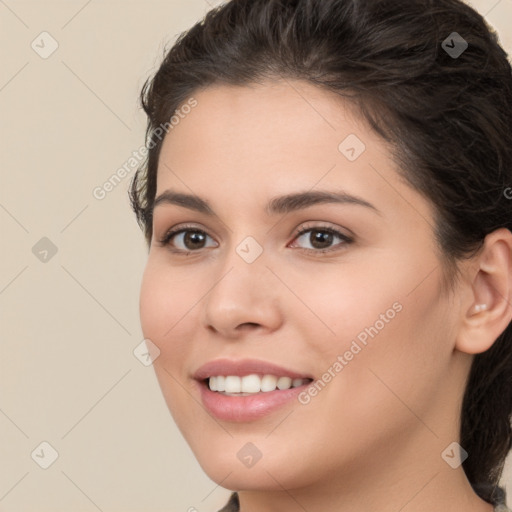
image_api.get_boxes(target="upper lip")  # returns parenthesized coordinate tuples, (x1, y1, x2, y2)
(193, 358, 314, 381)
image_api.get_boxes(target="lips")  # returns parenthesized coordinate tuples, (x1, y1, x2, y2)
(192, 358, 315, 422)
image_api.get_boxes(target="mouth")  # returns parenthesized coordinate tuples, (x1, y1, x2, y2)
(201, 374, 314, 396)
(192, 358, 315, 421)
(196, 374, 315, 422)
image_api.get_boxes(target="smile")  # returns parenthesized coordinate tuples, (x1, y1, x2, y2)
(197, 376, 314, 422)
(207, 374, 312, 395)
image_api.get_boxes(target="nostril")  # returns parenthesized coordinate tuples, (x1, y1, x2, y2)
(239, 322, 259, 330)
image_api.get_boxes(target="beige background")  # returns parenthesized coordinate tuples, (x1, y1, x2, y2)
(0, 0, 511, 510)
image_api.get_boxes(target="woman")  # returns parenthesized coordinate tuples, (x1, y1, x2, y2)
(129, 0, 512, 510)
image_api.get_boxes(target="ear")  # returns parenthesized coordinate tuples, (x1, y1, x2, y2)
(455, 228, 512, 355)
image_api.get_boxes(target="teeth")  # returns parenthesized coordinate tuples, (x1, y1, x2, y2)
(261, 374, 278, 392)
(225, 375, 241, 393)
(208, 374, 310, 394)
(277, 376, 292, 390)
(241, 374, 260, 393)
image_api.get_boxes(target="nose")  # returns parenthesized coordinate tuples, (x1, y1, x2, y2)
(200, 247, 283, 339)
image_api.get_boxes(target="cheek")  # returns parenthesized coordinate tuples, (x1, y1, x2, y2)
(326, 274, 450, 433)
(139, 260, 199, 425)
(140, 258, 187, 341)
(299, 251, 449, 415)
(139, 259, 193, 370)
(139, 264, 167, 343)
(289, 259, 403, 344)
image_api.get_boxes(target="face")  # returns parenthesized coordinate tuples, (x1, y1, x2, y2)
(139, 80, 464, 492)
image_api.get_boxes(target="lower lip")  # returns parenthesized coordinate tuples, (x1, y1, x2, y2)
(196, 380, 311, 422)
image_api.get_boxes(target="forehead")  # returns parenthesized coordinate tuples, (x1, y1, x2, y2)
(158, 80, 387, 185)
(163, 80, 362, 144)
(154, 80, 435, 231)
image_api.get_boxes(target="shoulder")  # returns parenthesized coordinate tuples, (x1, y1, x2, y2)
(214, 490, 512, 512)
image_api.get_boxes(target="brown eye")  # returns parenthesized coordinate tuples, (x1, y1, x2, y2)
(290, 226, 353, 254)
(159, 226, 217, 253)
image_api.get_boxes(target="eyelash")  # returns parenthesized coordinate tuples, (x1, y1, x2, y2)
(158, 223, 354, 256)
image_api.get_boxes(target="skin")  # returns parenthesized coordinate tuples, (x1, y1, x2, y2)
(139, 79, 512, 512)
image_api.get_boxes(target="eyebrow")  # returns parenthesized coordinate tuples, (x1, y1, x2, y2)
(152, 189, 381, 217)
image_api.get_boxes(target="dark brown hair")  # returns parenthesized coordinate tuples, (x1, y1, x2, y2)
(129, 0, 512, 504)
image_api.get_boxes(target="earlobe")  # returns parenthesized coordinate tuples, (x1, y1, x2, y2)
(455, 228, 512, 355)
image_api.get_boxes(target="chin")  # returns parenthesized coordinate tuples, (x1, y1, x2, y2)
(190, 438, 317, 492)
(201, 463, 303, 492)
